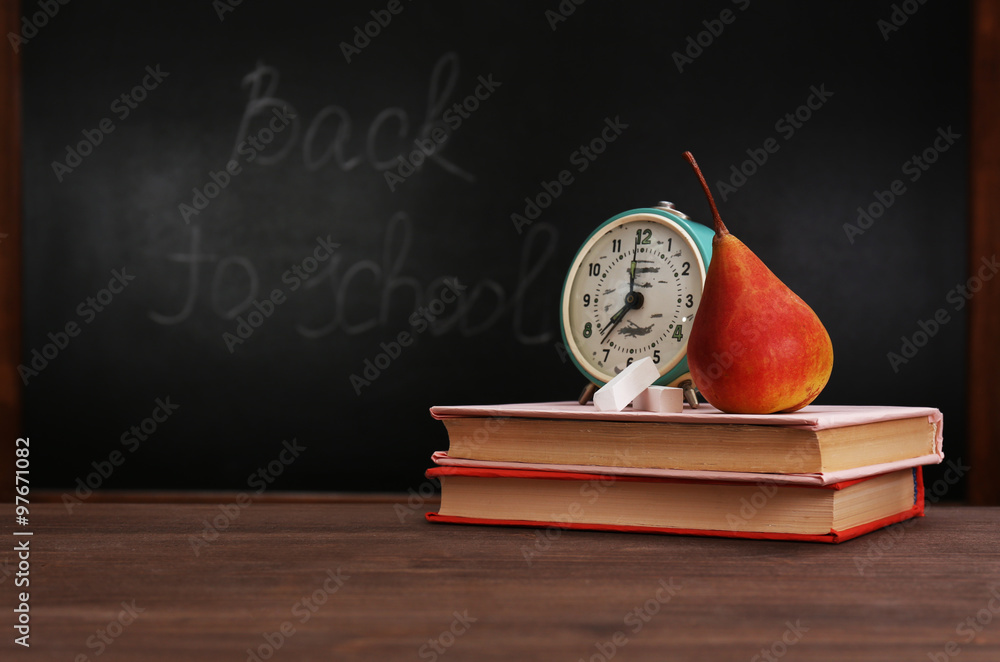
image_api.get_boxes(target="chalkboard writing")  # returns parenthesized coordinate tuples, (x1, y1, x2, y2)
(146, 214, 557, 344)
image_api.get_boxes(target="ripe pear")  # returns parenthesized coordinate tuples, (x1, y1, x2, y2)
(683, 151, 833, 414)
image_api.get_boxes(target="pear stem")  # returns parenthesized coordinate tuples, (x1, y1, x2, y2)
(683, 151, 729, 238)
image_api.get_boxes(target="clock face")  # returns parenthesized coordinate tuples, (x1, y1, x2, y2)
(562, 212, 707, 384)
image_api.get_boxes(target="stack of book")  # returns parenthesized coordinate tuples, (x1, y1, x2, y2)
(423, 401, 944, 543)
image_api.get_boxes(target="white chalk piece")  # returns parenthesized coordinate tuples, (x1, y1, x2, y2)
(593, 356, 660, 412)
(631, 386, 684, 413)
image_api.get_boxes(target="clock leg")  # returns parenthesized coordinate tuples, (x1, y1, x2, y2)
(678, 379, 699, 409)
(578, 382, 598, 405)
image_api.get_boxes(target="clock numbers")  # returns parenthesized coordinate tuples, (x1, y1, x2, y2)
(564, 214, 705, 384)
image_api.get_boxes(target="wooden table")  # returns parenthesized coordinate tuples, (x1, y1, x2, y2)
(3, 497, 999, 661)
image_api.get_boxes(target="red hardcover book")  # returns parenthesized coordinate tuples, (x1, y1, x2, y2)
(425, 465, 924, 543)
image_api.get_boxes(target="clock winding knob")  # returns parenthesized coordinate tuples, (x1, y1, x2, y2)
(654, 201, 691, 220)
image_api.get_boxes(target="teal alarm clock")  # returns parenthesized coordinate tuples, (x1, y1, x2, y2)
(559, 202, 715, 405)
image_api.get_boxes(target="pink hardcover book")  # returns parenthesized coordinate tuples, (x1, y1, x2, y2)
(430, 401, 944, 429)
(429, 402, 944, 485)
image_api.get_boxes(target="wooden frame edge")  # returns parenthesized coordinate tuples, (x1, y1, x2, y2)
(0, 1, 22, 502)
(968, 0, 1000, 505)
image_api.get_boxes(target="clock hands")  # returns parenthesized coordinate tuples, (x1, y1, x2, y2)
(600, 236, 645, 345)
(600, 300, 632, 344)
(628, 234, 638, 293)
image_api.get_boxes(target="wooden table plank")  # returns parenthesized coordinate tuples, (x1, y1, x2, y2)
(2, 502, 999, 661)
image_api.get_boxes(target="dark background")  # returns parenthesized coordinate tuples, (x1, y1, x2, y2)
(21, 1, 969, 495)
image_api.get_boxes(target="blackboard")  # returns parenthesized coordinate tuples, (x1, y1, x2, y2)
(22, 1, 970, 495)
